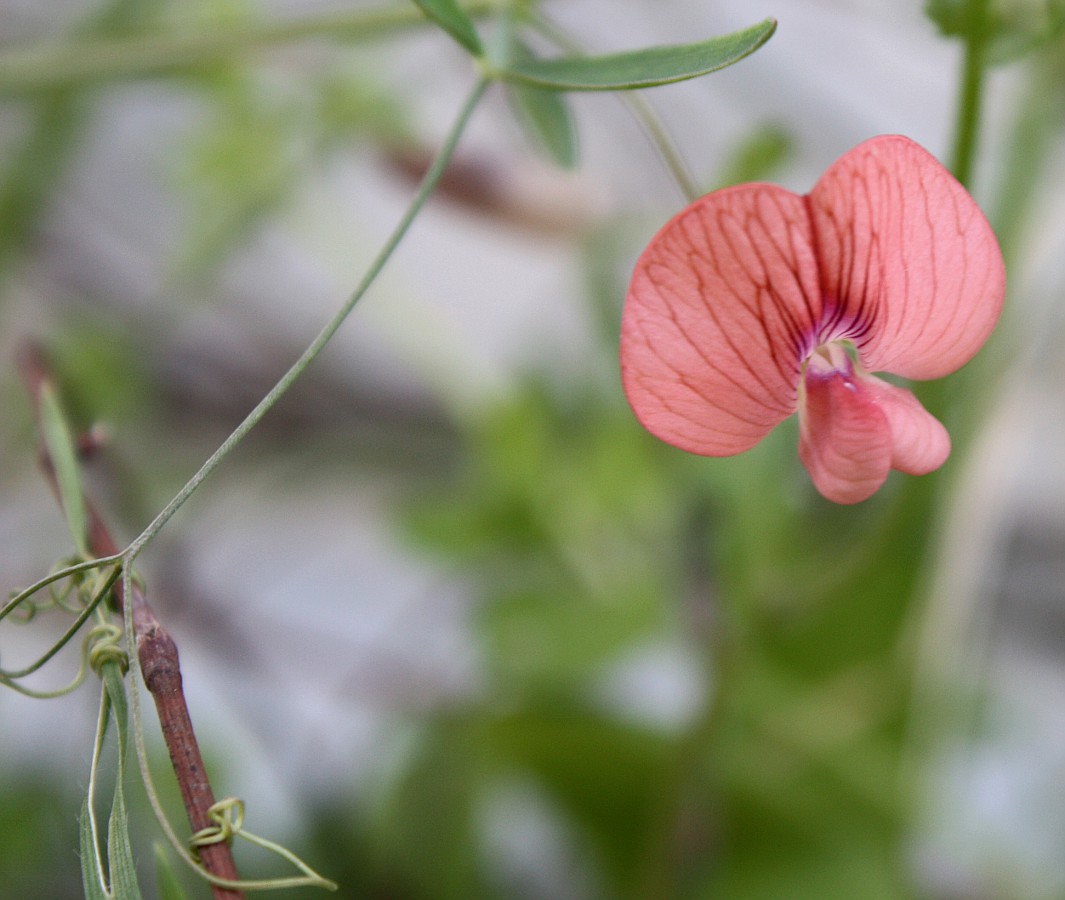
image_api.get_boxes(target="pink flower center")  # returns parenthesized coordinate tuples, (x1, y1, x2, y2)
(803, 340, 858, 386)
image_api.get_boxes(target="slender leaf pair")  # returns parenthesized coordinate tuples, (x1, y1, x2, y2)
(413, 1, 776, 91)
(410, 2, 776, 167)
(80, 665, 142, 900)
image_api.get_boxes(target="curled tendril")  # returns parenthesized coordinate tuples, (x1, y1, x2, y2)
(87, 621, 128, 676)
(3, 559, 76, 623)
(6, 555, 92, 622)
(50, 555, 89, 614)
(189, 797, 245, 854)
(187, 797, 337, 891)
(0, 564, 121, 697)
(3, 555, 117, 627)
(5, 591, 37, 623)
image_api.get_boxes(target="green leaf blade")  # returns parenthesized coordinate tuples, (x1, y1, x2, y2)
(498, 17, 776, 91)
(411, 0, 483, 54)
(102, 664, 130, 757)
(154, 845, 191, 900)
(80, 664, 142, 900)
(107, 778, 143, 900)
(507, 81, 578, 167)
(39, 382, 90, 556)
(80, 800, 110, 900)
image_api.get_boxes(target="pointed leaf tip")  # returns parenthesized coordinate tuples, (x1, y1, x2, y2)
(507, 82, 578, 167)
(504, 39, 578, 167)
(499, 18, 776, 91)
(411, 0, 483, 55)
(39, 382, 90, 556)
(80, 799, 110, 900)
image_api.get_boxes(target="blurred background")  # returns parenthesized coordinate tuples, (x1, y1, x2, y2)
(2, 0, 1065, 897)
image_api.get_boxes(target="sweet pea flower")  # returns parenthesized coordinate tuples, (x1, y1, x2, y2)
(620, 135, 1005, 504)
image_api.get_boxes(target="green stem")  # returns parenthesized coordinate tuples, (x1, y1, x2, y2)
(0, 0, 497, 95)
(124, 76, 491, 563)
(624, 92, 703, 202)
(990, 44, 1065, 264)
(949, 0, 991, 188)
(637, 642, 734, 898)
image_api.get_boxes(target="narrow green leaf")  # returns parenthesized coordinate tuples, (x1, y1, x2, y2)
(80, 800, 110, 900)
(154, 845, 191, 900)
(107, 778, 143, 900)
(103, 664, 129, 758)
(106, 664, 140, 896)
(411, 0, 483, 54)
(506, 80, 577, 167)
(498, 17, 776, 91)
(39, 382, 90, 556)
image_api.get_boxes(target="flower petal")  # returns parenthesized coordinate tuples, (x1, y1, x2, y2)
(808, 135, 1005, 380)
(620, 184, 822, 456)
(861, 375, 950, 475)
(799, 367, 892, 504)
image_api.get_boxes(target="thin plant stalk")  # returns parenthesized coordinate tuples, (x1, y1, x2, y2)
(949, 0, 991, 188)
(126, 75, 491, 564)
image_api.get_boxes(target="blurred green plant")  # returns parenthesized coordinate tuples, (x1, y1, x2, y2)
(174, 64, 411, 275)
(5, 0, 1065, 895)
(398, 363, 924, 897)
(0, 772, 85, 896)
(366, 10, 1065, 896)
(926, 0, 1065, 62)
(1, 1, 785, 897)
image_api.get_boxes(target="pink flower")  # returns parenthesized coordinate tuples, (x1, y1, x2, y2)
(620, 135, 1005, 504)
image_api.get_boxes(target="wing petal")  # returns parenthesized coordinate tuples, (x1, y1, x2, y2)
(621, 184, 821, 456)
(863, 375, 951, 475)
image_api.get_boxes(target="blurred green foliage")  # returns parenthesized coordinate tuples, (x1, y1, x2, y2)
(926, 0, 1065, 62)
(407, 382, 684, 696)
(2, 1, 1065, 898)
(0, 0, 158, 272)
(0, 772, 84, 897)
(391, 372, 924, 897)
(175, 64, 408, 275)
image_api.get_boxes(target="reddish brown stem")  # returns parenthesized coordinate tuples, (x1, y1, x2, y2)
(17, 341, 244, 900)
